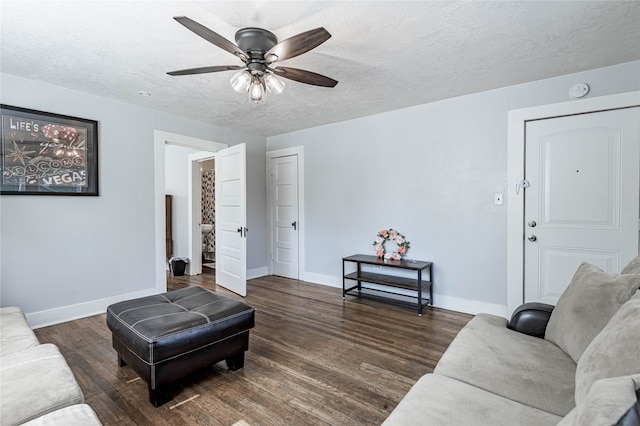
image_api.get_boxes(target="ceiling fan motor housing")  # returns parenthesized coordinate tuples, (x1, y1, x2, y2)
(235, 27, 278, 51)
(235, 27, 278, 74)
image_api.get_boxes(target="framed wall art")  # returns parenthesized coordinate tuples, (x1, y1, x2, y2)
(0, 104, 99, 195)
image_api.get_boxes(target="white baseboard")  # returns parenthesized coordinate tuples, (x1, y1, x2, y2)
(248, 266, 268, 280)
(301, 271, 507, 317)
(26, 288, 159, 329)
(26, 271, 507, 329)
(301, 271, 341, 288)
(432, 294, 507, 317)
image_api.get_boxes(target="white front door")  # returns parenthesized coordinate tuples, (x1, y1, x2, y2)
(215, 143, 247, 296)
(269, 154, 299, 279)
(524, 107, 639, 305)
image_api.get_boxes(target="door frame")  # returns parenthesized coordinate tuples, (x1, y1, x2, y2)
(187, 151, 216, 276)
(154, 130, 227, 293)
(506, 91, 640, 316)
(266, 146, 306, 280)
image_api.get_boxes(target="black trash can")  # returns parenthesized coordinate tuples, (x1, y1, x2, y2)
(170, 258, 188, 276)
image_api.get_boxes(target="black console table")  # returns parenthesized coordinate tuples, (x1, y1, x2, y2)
(342, 254, 433, 316)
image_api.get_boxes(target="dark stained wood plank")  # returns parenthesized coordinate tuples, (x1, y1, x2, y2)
(34, 273, 472, 425)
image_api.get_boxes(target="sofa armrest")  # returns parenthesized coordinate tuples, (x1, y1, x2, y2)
(507, 302, 554, 338)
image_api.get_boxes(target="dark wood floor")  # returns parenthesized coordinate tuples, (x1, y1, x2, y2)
(34, 274, 472, 426)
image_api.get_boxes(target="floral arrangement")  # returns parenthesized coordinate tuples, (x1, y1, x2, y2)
(373, 229, 410, 260)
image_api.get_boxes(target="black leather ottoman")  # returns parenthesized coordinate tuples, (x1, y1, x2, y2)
(106, 286, 255, 407)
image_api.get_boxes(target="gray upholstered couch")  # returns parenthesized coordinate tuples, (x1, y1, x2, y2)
(0, 307, 102, 425)
(384, 257, 640, 426)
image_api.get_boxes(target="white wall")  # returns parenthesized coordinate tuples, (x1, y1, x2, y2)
(266, 60, 640, 316)
(0, 74, 267, 327)
(246, 140, 268, 276)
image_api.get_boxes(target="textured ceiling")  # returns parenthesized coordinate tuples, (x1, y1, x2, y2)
(1, 1, 639, 137)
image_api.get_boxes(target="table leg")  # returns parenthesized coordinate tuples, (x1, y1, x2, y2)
(418, 269, 423, 316)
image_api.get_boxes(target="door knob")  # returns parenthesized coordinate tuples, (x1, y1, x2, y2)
(292, 221, 297, 230)
(528, 220, 537, 228)
(528, 234, 537, 242)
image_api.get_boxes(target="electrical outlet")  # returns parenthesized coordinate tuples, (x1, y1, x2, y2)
(494, 193, 503, 205)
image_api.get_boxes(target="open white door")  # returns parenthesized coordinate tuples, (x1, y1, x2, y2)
(215, 143, 247, 296)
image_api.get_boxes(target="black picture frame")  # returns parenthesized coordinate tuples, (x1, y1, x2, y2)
(0, 104, 99, 195)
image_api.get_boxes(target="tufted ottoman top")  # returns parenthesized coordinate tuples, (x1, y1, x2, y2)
(106, 286, 255, 365)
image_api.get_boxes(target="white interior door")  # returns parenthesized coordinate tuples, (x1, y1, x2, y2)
(524, 107, 639, 304)
(270, 154, 299, 279)
(215, 143, 247, 296)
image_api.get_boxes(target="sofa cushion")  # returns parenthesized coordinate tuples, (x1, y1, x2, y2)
(558, 374, 640, 426)
(545, 262, 640, 363)
(20, 404, 102, 426)
(621, 255, 640, 274)
(0, 306, 40, 357)
(382, 373, 562, 426)
(434, 313, 576, 416)
(575, 290, 640, 405)
(0, 343, 84, 426)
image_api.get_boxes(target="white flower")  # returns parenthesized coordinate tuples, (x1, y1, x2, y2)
(374, 229, 409, 259)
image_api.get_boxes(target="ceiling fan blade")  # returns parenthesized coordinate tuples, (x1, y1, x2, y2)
(272, 66, 338, 88)
(167, 65, 243, 76)
(174, 16, 248, 61)
(265, 27, 331, 62)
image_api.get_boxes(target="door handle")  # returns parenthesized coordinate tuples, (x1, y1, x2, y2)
(528, 234, 537, 242)
(292, 221, 297, 230)
(237, 227, 248, 237)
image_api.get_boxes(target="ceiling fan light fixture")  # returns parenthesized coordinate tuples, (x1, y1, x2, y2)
(230, 70, 251, 93)
(249, 76, 265, 103)
(168, 18, 337, 103)
(265, 73, 285, 95)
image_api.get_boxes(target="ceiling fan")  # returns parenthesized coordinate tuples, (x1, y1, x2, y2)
(167, 16, 338, 103)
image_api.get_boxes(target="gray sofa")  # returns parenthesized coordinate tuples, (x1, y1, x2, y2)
(384, 257, 640, 425)
(0, 307, 102, 425)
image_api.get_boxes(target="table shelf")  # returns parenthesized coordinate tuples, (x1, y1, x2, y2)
(342, 254, 433, 316)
